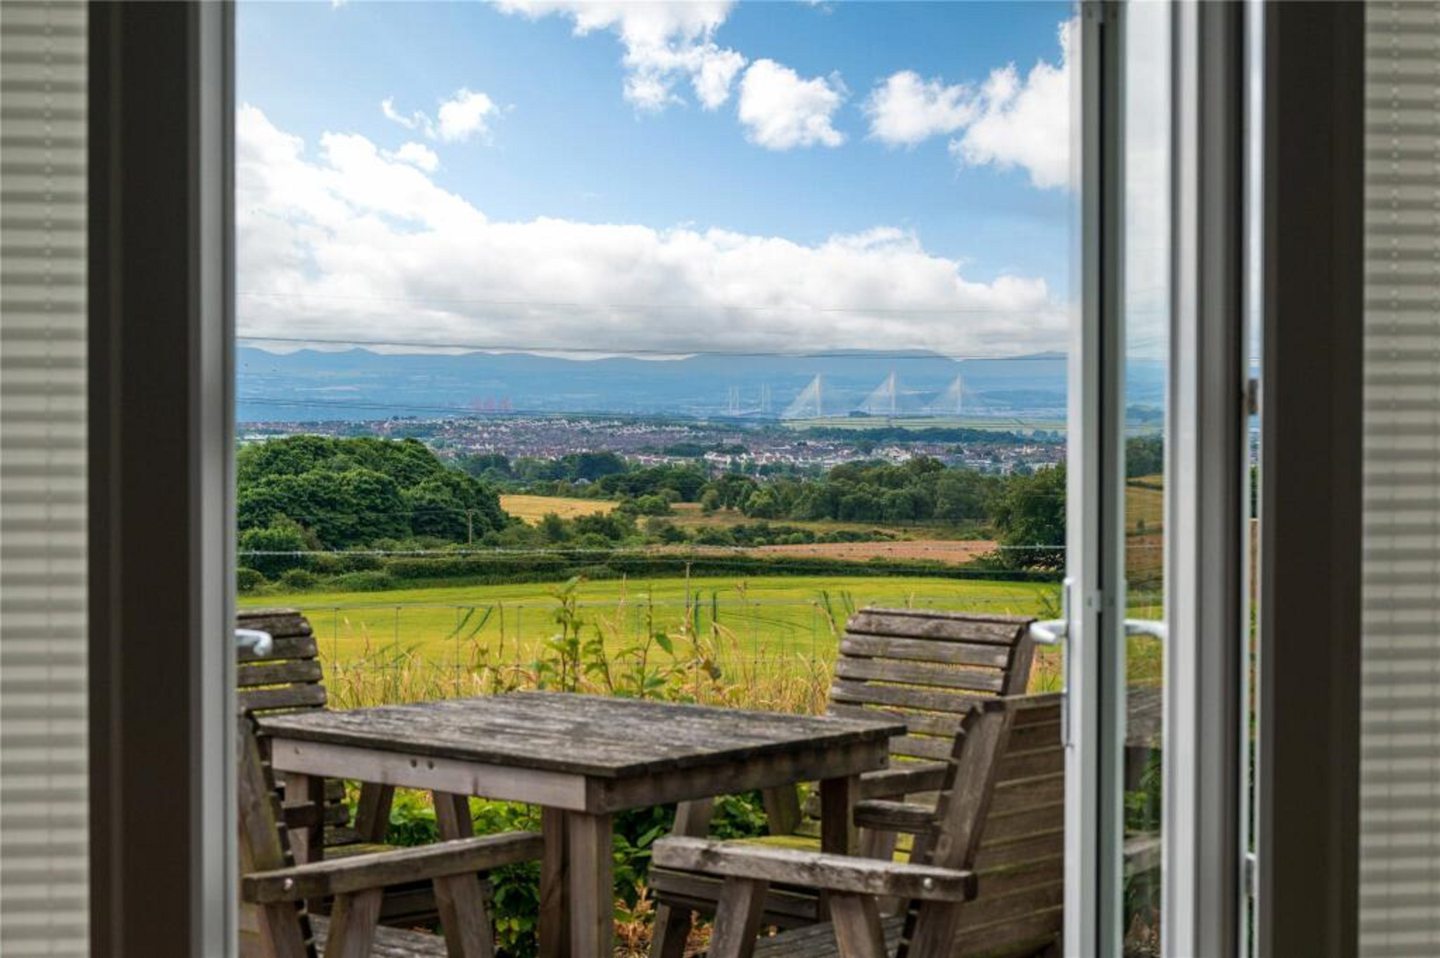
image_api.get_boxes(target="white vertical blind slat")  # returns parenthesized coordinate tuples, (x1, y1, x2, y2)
(1363, 3, 1440, 956)
(0, 2, 88, 955)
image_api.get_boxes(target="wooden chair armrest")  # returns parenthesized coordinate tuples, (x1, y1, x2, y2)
(280, 802, 324, 831)
(651, 836, 974, 902)
(858, 762, 950, 800)
(243, 831, 544, 904)
(852, 799, 934, 835)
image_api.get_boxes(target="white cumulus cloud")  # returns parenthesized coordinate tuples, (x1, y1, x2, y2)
(381, 88, 500, 143)
(865, 18, 1074, 190)
(737, 60, 846, 151)
(385, 141, 440, 172)
(495, 1, 746, 112)
(950, 18, 1074, 190)
(863, 71, 977, 147)
(236, 105, 1065, 357)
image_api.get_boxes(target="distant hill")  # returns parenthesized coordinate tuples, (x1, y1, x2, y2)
(236, 347, 1164, 423)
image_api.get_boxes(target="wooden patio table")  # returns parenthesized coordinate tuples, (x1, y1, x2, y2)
(257, 690, 905, 958)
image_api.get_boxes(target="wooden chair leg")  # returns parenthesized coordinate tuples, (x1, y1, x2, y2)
(829, 894, 886, 958)
(761, 785, 801, 836)
(434, 873, 496, 958)
(651, 797, 715, 958)
(707, 877, 769, 958)
(325, 889, 383, 958)
(857, 828, 901, 915)
(354, 783, 395, 843)
(431, 791, 495, 958)
(649, 905, 692, 958)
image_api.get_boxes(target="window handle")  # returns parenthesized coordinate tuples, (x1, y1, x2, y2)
(235, 628, 273, 657)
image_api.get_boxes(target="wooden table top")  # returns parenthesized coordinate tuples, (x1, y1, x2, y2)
(258, 691, 906, 780)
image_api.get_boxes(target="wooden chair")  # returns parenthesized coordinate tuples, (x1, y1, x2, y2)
(649, 609, 1036, 945)
(239, 710, 544, 958)
(237, 607, 435, 926)
(238, 608, 392, 855)
(650, 693, 1064, 958)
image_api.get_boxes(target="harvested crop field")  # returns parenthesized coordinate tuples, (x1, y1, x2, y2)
(500, 494, 617, 523)
(653, 539, 997, 565)
(750, 539, 996, 564)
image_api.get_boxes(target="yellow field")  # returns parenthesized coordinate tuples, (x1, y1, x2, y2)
(500, 494, 616, 524)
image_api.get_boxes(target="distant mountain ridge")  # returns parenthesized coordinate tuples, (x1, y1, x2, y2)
(237, 347, 1164, 423)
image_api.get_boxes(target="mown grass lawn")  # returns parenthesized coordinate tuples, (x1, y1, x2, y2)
(239, 573, 1058, 686)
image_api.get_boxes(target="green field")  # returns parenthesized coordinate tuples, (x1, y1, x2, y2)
(240, 574, 1058, 704)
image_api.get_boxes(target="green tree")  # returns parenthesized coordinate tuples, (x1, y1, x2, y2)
(991, 465, 1066, 569)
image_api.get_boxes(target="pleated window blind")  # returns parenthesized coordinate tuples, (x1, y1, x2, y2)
(1363, 3, 1440, 955)
(0, 2, 89, 955)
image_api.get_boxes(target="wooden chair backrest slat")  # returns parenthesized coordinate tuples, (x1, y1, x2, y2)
(829, 609, 1036, 768)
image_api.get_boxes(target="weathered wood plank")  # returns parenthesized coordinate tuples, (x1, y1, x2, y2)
(646, 866, 820, 927)
(853, 761, 950, 800)
(955, 883, 1064, 934)
(852, 800, 933, 835)
(241, 832, 544, 903)
(977, 804, 1063, 847)
(238, 633, 319, 665)
(829, 703, 966, 739)
(839, 634, 1012, 669)
(888, 734, 959, 762)
(835, 657, 1007, 694)
(651, 837, 974, 901)
(972, 831, 1064, 871)
(952, 907, 1062, 958)
(750, 916, 905, 958)
(986, 773, 1064, 816)
(237, 659, 324, 688)
(259, 691, 902, 780)
(830, 679, 987, 715)
(310, 915, 452, 958)
(996, 746, 1064, 782)
(241, 684, 327, 713)
(844, 610, 1030, 645)
(237, 608, 315, 638)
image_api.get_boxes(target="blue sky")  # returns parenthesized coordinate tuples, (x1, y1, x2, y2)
(236, 1, 1075, 358)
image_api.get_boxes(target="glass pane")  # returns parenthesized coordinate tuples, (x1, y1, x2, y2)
(235, 2, 1077, 952)
(1122, 4, 1171, 953)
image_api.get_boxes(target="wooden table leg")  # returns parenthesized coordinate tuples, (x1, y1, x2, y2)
(566, 811, 613, 958)
(818, 774, 860, 921)
(540, 807, 569, 958)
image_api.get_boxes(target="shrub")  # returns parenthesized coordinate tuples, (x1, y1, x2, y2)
(279, 568, 319, 590)
(329, 570, 396, 592)
(236, 567, 267, 593)
(238, 520, 310, 579)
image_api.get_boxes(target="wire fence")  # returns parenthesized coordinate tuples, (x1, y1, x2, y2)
(284, 590, 1065, 712)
